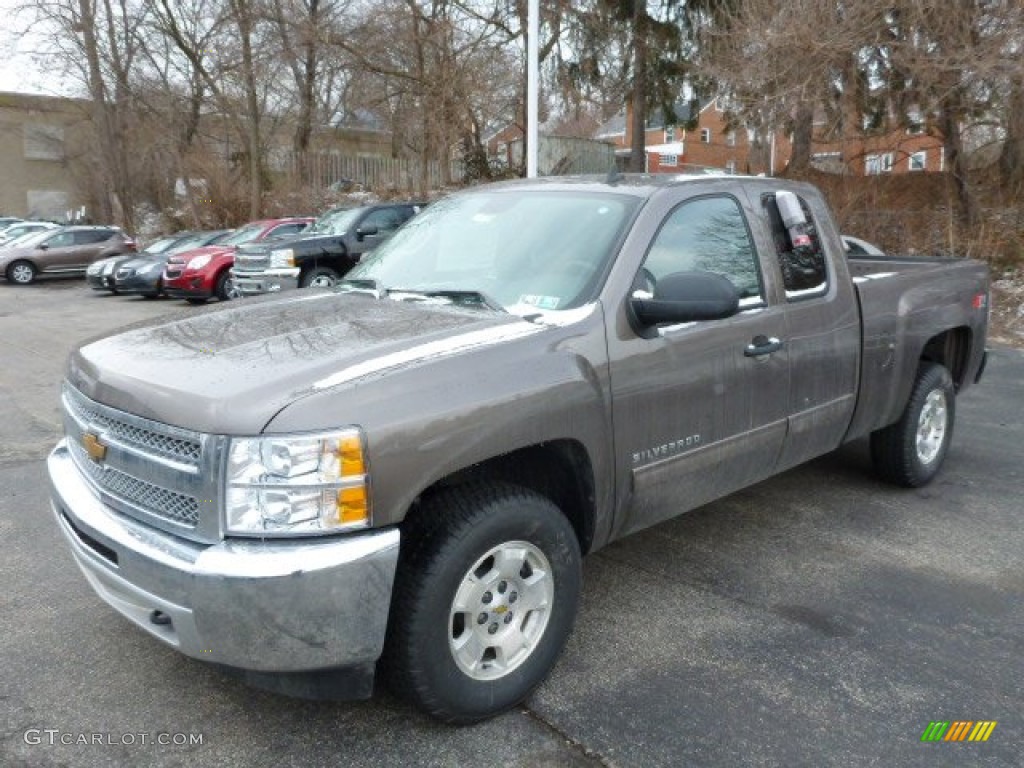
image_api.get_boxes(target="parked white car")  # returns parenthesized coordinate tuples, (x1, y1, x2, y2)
(0, 221, 59, 247)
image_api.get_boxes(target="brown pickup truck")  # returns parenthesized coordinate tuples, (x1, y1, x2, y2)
(47, 176, 988, 723)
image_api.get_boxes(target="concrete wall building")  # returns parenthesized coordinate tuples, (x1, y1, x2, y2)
(0, 92, 92, 219)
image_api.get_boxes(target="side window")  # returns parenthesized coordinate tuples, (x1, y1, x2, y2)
(45, 231, 75, 248)
(74, 230, 112, 245)
(639, 195, 763, 304)
(363, 208, 403, 233)
(761, 193, 828, 299)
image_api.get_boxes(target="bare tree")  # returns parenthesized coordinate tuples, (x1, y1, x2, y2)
(27, 0, 148, 228)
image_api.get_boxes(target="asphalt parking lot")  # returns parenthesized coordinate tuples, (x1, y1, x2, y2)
(2, 278, 1021, 768)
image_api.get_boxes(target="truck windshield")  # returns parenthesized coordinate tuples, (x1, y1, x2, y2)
(347, 190, 639, 313)
(219, 224, 269, 246)
(309, 208, 362, 236)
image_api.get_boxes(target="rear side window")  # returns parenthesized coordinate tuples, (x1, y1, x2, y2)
(74, 230, 114, 245)
(640, 195, 763, 304)
(762, 193, 828, 299)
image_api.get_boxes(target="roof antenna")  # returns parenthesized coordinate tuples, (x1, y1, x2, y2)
(606, 165, 624, 185)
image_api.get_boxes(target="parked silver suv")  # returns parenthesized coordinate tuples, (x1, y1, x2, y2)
(1, 226, 136, 284)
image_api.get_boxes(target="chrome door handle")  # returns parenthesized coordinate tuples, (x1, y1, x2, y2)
(744, 335, 783, 357)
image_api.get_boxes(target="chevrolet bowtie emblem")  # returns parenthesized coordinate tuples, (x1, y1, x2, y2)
(82, 432, 107, 462)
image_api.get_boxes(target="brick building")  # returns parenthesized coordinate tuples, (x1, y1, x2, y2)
(595, 97, 945, 177)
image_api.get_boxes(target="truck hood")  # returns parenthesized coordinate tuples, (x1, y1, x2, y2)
(67, 291, 538, 434)
(237, 233, 338, 254)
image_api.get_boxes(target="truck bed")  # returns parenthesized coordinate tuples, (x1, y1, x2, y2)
(844, 254, 989, 441)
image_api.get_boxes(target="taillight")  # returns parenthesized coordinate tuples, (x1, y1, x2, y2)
(972, 292, 987, 310)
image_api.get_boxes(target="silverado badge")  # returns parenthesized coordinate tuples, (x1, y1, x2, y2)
(82, 432, 107, 463)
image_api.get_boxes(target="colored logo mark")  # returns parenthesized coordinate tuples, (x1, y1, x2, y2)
(921, 721, 997, 742)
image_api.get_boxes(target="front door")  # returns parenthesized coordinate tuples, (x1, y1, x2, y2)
(609, 192, 790, 538)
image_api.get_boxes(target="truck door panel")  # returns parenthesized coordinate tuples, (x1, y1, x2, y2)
(610, 194, 790, 538)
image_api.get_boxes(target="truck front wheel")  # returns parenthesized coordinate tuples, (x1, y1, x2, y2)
(300, 266, 340, 288)
(870, 361, 956, 487)
(381, 484, 581, 723)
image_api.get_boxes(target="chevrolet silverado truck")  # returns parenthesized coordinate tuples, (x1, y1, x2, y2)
(231, 202, 424, 295)
(48, 176, 988, 723)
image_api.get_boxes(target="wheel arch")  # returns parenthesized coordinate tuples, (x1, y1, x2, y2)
(919, 326, 972, 391)
(405, 440, 598, 556)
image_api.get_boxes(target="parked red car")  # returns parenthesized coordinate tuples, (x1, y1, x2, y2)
(163, 217, 312, 303)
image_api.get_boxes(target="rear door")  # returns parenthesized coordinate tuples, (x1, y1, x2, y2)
(609, 191, 791, 538)
(73, 229, 118, 268)
(754, 190, 860, 470)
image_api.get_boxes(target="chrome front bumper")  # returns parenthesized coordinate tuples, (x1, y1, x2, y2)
(48, 439, 399, 679)
(232, 268, 300, 296)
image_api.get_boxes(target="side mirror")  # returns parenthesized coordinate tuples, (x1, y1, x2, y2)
(630, 271, 740, 327)
(355, 225, 379, 241)
(37, 243, 49, 250)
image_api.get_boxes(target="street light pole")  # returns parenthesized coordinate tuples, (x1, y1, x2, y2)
(526, 0, 539, 178)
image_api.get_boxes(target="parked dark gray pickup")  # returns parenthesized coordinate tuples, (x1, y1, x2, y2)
(231, 202, 423, 295)
(48, 176, 988, 723)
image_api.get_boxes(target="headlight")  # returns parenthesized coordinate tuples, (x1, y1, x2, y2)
(188, 254, 212, 270)
(103, 261, 117, 275)
(87, 261, 105, 275)
(269, 248, 295, 268)
(225, 428, 370, 536)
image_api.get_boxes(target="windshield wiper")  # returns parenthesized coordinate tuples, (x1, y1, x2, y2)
(387, 288, 506, 313)
(335, 278, 384, 297)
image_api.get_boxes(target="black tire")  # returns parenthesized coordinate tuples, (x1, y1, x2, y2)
(143, 278, 163, 299)
(6, 260, 36, 285)
(380, 483, 582, 723)
(870, 362, 956, 487)
(214, 270, 234, 301)
(300, 266, 340, 289)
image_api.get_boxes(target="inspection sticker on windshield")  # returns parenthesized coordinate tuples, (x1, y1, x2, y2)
(518, 295, 561, 310)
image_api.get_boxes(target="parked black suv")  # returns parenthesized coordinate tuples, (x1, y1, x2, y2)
(231, 202, 424, 296)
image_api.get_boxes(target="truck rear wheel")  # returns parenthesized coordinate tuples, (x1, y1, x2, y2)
(300, 266, 340, 288)
(381, 484, 581, 723)
(870, 361, 955, 487)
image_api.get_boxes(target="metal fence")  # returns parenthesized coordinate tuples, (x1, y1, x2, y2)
(276, 151, 465, 192)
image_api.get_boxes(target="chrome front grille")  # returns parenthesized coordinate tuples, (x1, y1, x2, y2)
(68, 438, 201, 526)
(64, 386, 201, 464)
(232, 250, 270, 271)
(61, 384, 222, 542)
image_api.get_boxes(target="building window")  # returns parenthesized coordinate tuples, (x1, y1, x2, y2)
(865, 153, 894, 175)
(811, 151, 843, 172)
(661, 154, 678, 167)
(725, 159, 736, 174)
(726, 131, 736, 147)
(23, 124, 64, 161)
(700, 128, 711, 144)
(665, 126, 675, 142)
(909, 151, 927, 171)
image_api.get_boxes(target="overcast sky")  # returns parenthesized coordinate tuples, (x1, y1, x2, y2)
(0, 1, 74, 96)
